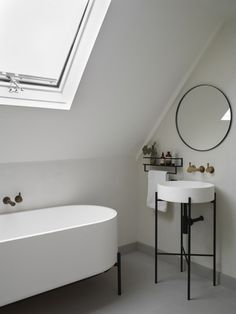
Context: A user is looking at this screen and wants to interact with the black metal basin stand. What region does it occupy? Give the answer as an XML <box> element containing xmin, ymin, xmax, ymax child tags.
<box><xmin>154</xmin><ymin>192</ymin><xmax>216</xmax><ymax>300</ymax></box>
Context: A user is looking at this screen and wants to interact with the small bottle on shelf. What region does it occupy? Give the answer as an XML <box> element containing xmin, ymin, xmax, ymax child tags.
<box><xmin>165</xmin><ymin>151</ymin><xmax>172</xmax><ymax>166</ymax></box>
<box><xmin>160</xmin><ymin>152</ymin><xmax>165</xmax><ymax>166</ymax></box>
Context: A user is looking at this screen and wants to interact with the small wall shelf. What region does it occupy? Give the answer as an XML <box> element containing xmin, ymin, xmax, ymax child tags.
<box><xmin>143</xmin><ymin>157</ymin><xmax>183</xmax><ymax>174</ymax></box>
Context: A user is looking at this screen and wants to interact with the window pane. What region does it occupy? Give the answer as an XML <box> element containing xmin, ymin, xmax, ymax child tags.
<box><xmin>0</xmin><ymin>0</ymin><xmax>88</xmax><ymax>80</ymax></box>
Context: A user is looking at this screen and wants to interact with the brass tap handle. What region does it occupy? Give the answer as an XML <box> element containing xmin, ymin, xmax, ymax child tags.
<box><xmin>187</xmin><ymin>162</ymin><xmax>195</xmax><ymax>173</ymax></box>
<box><xmin>187</xmin><ymin>162</ymin><xmax>192</xmax><ymax>173</ymax></box>
<box><xmin>206</xmin><ymin>163</ymin><xmax>215</xmax><ymax>174</ymax></box>
<box><xmin>3</xmin><ymin>196</ymin><xmax>16</xmax><ymax>206</ymax></box>
<box><xmin>15</xmin><ymin>193</ymin><xmax>23</xmax><ymax>203</ymax></box>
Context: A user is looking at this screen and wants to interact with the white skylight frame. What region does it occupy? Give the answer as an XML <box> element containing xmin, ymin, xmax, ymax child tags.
<box><xmin>0</xmin><ymin>0</ymin><xmax>111</xmax><ymax>110</ymax></box>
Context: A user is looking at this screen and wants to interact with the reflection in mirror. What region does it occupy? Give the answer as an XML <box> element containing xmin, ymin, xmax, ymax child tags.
<box><xmin>176</xmin><ymin>84</ymin><xmax>232</xmax><ymax>151</ymax></box>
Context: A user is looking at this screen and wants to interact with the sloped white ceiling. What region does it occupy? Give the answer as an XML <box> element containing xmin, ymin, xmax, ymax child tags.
<box><xmin>0</xmin><ymin>0</ymin><xmax>236</xmax><ymax>163</ymax></box>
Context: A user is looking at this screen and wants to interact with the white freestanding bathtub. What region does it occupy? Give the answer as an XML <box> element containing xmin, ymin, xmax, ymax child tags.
<box><xmin>0</xmin><ymin>205</ymin><xmax>118</xmax><ymax>307</ymax></box>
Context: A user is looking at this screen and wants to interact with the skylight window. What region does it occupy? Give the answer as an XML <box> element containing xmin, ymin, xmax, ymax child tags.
<box><xmin>0</xmin><ymin>0</ymin><xmax>111</xmax><ymax>109</ymax></box>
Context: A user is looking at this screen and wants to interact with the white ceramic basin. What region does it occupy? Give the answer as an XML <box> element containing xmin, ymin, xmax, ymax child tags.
<box><xmin>158</xmin><ymin>181</ymin><xmax>215</xmax><ymax>203</ymax></box>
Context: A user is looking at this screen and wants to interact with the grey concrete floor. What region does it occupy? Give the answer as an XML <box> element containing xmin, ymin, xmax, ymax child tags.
<box><xmin>0</xmin><ymin>251</ymin><xmax>236</xmax><ymax>314</ymax></box>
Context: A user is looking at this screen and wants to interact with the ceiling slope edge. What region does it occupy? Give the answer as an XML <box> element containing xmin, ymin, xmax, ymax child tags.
<box><xmin>135</xmin><ymin>20</ymin><xmax>225</xmax><ymax>161</ymax></box>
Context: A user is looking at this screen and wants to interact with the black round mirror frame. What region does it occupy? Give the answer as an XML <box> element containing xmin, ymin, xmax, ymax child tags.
<box><xmin>175</xmin><ymin>84</ymin><xmax>233</xmax><ymax>152</ymax></box>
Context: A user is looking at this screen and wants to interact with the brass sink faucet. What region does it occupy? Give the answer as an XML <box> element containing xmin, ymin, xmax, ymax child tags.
<box><xmin>187</xmin><ymin>162</ymin><xmax>205</xmax><ymax>173</ymax></box>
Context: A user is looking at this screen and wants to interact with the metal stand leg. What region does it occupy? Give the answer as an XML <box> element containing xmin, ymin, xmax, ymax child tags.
<box><xmin>117</xmin><ymin>252</ymin><xmax>121</xmax><ymax>295</ymax></box>
<box><xmin>155</xmin><ymin>192</ymin><xmax>158</xmax><ymax>284</ymax></box>
<box><xmin>213</xmin><ymin>193</ymin><xmax>216</xmax><ymax>286</ymax></box>
<box><xmin>183</xmin><ymin>204</ymin><xmax>188</xmax><ymax>234</ymax></box>
<box><xmin>180</xmin><ymin>203</ymin><xmax>184</xmax><ymax>272</ymax></box>
<box><xmin>187</xmin><ymin>197</ymin><xmax>192</xmax><ymax>301</ymax></box>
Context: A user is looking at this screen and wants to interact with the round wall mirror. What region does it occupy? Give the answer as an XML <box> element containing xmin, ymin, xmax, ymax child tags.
<box><xmin>176</xmin><ymin>84</ymin><xmax>232</xmax><ymax>151</ymax></box>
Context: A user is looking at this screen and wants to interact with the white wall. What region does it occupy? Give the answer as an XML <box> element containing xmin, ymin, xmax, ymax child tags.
<box><xmin>0</xmin><ymin>157</ymin><xmax>138</xmax><ymax>246</ymax></box>
<box><xmin>0</xmin><ymin>0</ymin><xmax>229</xmax><ymax>250</ymax></box>
<box><xmin>0</xmin><ymin>0</ymin><xmax>232</xmax><ymax>163</ymax></box>
<box><xmin>137</xmin><ymin>18</ymin><xmax>236</xmax><ymax>279</ymax></box>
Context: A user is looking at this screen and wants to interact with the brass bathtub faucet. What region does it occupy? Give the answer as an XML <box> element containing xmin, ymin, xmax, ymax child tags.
<box><xmin>2</xmin><ymin>193</ymin><xmax>23</xmax><ymax>207</ymax></box>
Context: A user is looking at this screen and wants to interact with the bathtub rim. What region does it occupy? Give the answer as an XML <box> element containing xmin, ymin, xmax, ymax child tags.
<box><xmin>0</xmin><ymin>204</ymin><xmax>117</xmax><ymax>244</ymax></box>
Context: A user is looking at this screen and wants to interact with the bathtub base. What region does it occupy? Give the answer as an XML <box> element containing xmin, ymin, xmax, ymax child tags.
<box><xmin>1</xmin><ymin>252</ymin><xmax>122</xmax><ymax>310</ymax></box>
<box><xmin>115</xmin><ymin>252</ymin><xmax>122</xmax><ymax>295</ymax></box>
<box><xmin>82</xmin><ymin>251</ymin><xmax>122</xmax><ymax>296</ymax></box>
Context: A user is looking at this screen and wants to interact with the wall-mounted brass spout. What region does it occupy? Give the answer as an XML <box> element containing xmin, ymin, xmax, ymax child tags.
<box><xmin>187</xmin><ymin>162</ymin><xmax>205</xmax><ymax>173</ymax></box>
<box><xmin>206</xmin><ymin>163</ymin><xmax>215</xmax><ymax>174</ymax></box>
<box><xmin>196</xmin><ymin>165</ymin><xmax>205</xmax><ymax>173</ymax></box>
<box><xmin>15</xmin><ymin>192</ymin><xmax>23</xmax><ymax>203</ymax></box>
<box><xmin>3</xmin><ymin>196</ymin><xmax>16</xmax><ymax>206</ymax></box>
